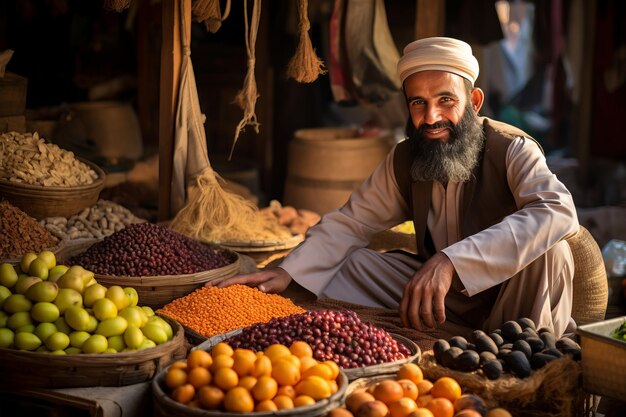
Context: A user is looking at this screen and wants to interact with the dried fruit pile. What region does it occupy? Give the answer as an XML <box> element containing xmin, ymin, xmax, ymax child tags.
<box><xmin>69</xmin><ymin>223</ymin><xmax>231</xmax><ymax>276</ymax></box>
<box><xmin>226</xmin><ymin>309</ymin><xmax>411</xmax><ymax>368</ymax></box>
<box><xmin>0</xmin><ymin>201</ymin><xmax>58</xmax><ymax>259</ymax></box>
<box><xmin>433</xmin><ymin>317</ymin><xmax>582</xmax><ymax>379</ymax></box>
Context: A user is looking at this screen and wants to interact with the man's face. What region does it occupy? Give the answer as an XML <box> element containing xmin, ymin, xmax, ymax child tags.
<box><xmin>404</xmin><ymin>71</ymin><xmax>485</xmax><ymax>183</ymax></box>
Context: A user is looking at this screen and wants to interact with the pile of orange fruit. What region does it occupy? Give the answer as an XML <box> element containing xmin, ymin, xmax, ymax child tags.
<box><xmin>164</xmin><ymin>340</ymin><xmax>341</xmax><ymax>412</ymax></box>
<box><xmin>329</xmin><ymin>363</ymin><xmax>512</xmax><ymax>417</ymax></box>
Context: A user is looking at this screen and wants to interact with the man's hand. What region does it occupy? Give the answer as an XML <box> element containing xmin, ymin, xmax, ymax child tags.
<box><xmin>400</xmin><ymin>252</ymin><xmax>455</xmax><ymax>331</ymax></box>
<box><xmin>205</xmin><ymin>267</ymin><xmax>293</xmax><ymax>294</ymax></box>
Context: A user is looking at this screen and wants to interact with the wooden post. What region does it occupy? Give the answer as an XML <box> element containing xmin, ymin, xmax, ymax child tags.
<box><xmin>158</xmin><ymin>0</ymin><xmax>191</xmax><ymax>221</ymax></box>
<box><xmin>415</xmin><ymin>0</ymin><xmax>445</xmax><ymax>39</ymax></box>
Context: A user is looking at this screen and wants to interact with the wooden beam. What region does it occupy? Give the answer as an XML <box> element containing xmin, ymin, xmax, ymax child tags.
<box><xmin>415</xmin><ymin>0</ymin><xmax>445</xmax><ymax>39</ymax></box>
<box><xmin>158</xmin><ymin>0</ymin><xmax>191</xmax><ymax>221</ymax></box>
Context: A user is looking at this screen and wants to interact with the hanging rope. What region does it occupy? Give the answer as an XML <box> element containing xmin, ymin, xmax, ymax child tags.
<box><xmin>229</xmin><ymin>0</ymin><xmax>261</xmax><ymax>159</ymax></box>
<box><xmin>286</xmin><ymin>0</ymin><xmax>327</xmax><ymax>83</ymax></box>
<box><xmin>192</xmin><ymin>0</ymin><xmax>232</xmax><ymax>33</ymax></box>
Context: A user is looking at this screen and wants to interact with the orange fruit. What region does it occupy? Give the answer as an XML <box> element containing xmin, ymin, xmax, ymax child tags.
<box><xmin>171</xmin><ymin>383</ymin><xmax>195</xmax><ymax>404</ymax></box>
<box><xmin>232</xmin><ymin>348</ymin><xmax>257</xmax><ymax>376</ymax></box>
<box><xmin>197</xmin><ymin>385</ymin><xmax>224</xmax><ymax>410</ymax></box>
<box><xmin>302</xmin><ymin>363</ymin><xmax>334</xmax><ymax>380</ymax></box>
<box><xmin>397</xmin><ymin>379</ymin><xmax>419</xmax><ymax>400</ymax></box>
<box><xmin>388</xmin><ymin>397</ymin><xmax>418</xmax><ymax>417</ymax></box>
<box><xmin>252</xmin><ymin>354</ymin><xmax>272</xmax><ymax>377</ymax></box>
<box><xmin>430</xmin><ymin>377</ymin><xmax>462</xmax><ymax>402</ymax></box>
<box><xmin>169</xmin><ymin>360</ymin><xmax>187</xmax><ymax>371</ymax></box>
<box><xmin>213</xmin><ymin>367</ymin><xmax>239</xmax><ymax>391</ymax></box>
<box><xmin>273</xmin><ymin>394</ymin><xmax>295</xmax><ymax>410</ymax></box>
<box><xmin>272</xmin><ymin>359</ymin><xmax>301</xmax><ymax>386</ymax></box>
<box><xmin>187</xmin><ymin>349</ymin><xmax>212</xmax><ymax>369</ymax></box>
<box><xmin>329</xmin><ymin>380</ymin><xmax>339</xmax><ymax>394</ymax></box>
<box><xmin>164</xmin><ymin>367</ymin><xmax>187</xmax><ymax>389</ymax></box>
<box><xmin>300</xmin><ymin>356</ymin><xmax>319</xmax><ymax>373</ymax></box>
<box><xmin>485</xmin><ymin>408</ymin><xmax>513</xmax><ymax>417</ymax></box>
<box><xmin>255</xmin><ymin>399</ymin><xmax>279</xmax><ymax>412</ymax></box>
<box><xmin>416</xmin><ymin>380</ymin><xmax>434</xmax><ymax>396</ymax></box>
<box><xmin>290</xmin><ymin>340</ymin><xmax>313</xmax><ymax>358</ymax></box>
<box><xmin>264</xmin><ymin>344</ymin><xmax>291</xmax><ymax>362</ymax></box>
<box><xmin>357</xmin><ymin>400</ymin><xmax>389</xmax><ymax>417</ymax></box>
<box><xmin>277</xmin><ymin>385</ymin><xmax>297</xmax><ymax>399</ymax></box>
<box><xmin>407</xmin><ymin>409</ymin><xmax>435</xmax><ymax>417</ymax></box>
<box><xmin>187</xmin><ymin>366</ymin><xmax>212</xmax><ymax>389</ymax></box>
<box><xmin>373</xmin><ymin>379</ymin><xmax>405</xmax><ymax>404</ymax></box>
<box><xmin>282</xmin><ymin>354</ymin><xmax>302</xmax><ymax>370</ymax></box>
<box><xmin>294</xmin><ymin>394</ymin><xmax>317</xmax><ymax>407</ymax></box>
<box><xmin>397</xmin><ymin>363</ymin><xmax>424</xmax><ymax>384</ymax></box>
<box><xmin>345</xmin><ymin>390</ymin><xmax>376</xmax><ymax>413</ymax></box>
<box><xmin>295</xmin><ymin>375</ymin><xmax>332</xmax><ymax>400</ymax></box>
<box><xmin>454</xmin><ymin>410</ymin><xmax>483</xmax><ymax>417</ymax></box>
<box><xmin>417</xmin><ymin>394</ymin><xmax>433</xmax><ymax>408</ymax></box>
<box><xmin>211</xmin><ymin>342</ymin><xmax>233</xmax><ymax>358</ymax></box>
<box><xmin>323</xmin><ymin>360</ymin><xmax>340</xmax><ymax>380</ymax></box>
<box><xmin>238</xmin><ymin>375</ymin><xmax>258</xmax><ymax>390</ymax></box>
<box><xmin>426</xmin><ymin>397</ymin><xmax>455</xmax><ymax>417</ymax></box>
<box><xmin>223</xmin><ymin>386</ymin><xmax>254</xmax><ymax>412</ymax></box>
<box><xmin>251</xmin><ymin>375</ymin><xmax>278</xmax><ymax>401</ymax></box>
<box><xmin>210</xmin><ymin>354</ymin><xmax>234</xmax><ymax>372</ymax></box>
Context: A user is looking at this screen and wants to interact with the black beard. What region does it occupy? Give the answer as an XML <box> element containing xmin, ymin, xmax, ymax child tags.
<box><xmin>407</xmin><ymin>105</ymin><xmax>485</xmax><ymax>183</ymax></box>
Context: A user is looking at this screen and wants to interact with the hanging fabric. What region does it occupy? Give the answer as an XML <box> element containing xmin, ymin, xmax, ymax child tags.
<box><xmin>230</xmin><ymin>0</ymin><xmax>261</xmax><ymax>158</ymax></box>
<box><xmin>286</xmin><ymin>0</ymin><xmax>327</xmax><ymax>83</ymax></box>
<box><xmin>169</xmin><ymin>0</ymin><xmax>290</xmax><ymax>242</ymax></box>
<box><xmin>329</xmin><ymin>0</ymin><xmax>356</xmax><ymax>104</ymax></box>
<box><xmin>193</xmin><ymin>0</ymin><xmax>232</xmax><ymax>33</ymax></box>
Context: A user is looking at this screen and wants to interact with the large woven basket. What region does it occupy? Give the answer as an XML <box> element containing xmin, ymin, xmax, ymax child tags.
<box><xmin>95</xmin><ymin>245</ymin><xmax>241</xmax><ymax>309</ymax></box>
<box><xmin>0</xmin><ymin>158</ymin><xmax>106</xmax><ymax>220</ymax></box>
<box><xmin>0</xmin><ymin>315</ymin><xmax>186</xmax><ymax>389</ymax></box>
<box><xmin>152</xmin><ymin>365</ymin><xmax>348</xmax><ymax>417</ymax></box>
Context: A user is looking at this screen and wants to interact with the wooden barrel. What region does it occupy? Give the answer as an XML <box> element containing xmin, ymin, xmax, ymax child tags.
<box><xmin>283</xmin><ymin>128</ymin><xmax>392</xmax><ymax>215</ymax></box>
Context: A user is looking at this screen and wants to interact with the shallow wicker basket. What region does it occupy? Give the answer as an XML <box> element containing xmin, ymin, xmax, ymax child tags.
<box><xmin>0</xmin><ymin>315</ymin><xmax>185</xmax><ymax>389</ymax></box>
<box><xmin>0</xmin><ymin>158</ymin><xmax>106</xmax><ymax>220</ymax></box>
<box><xmin>152</xmin><ymin>364</ymin><xmax>348</xmax><ymax>417</ymax></box>
<box><xmin>94</xmin><ymin>245</ymin><xmax>241</xmax><ymax>309</ymax></box>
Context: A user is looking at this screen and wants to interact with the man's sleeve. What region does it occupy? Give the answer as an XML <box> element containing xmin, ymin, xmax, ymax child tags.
<box><xmin>442</xmin><ymin>137</ymin><xmax>579</xmax><ymax>297</ymax></box>
<box><xmin>279</xmin><ymin>145</ymin><xmax>411</xmax><ymax>295</ymax></box>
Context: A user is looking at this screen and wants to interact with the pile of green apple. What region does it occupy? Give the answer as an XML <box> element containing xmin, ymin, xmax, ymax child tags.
<box><xmin>0</xmin><ymin>250</ymin><xmax>175</xmax><ymax>354</ymax></box>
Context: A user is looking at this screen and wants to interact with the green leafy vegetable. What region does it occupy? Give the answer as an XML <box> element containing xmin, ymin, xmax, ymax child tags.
<box><xmin>610</xmin><ymin>320</ymin><xmax>626</xmax><ymax>341</ymax></box>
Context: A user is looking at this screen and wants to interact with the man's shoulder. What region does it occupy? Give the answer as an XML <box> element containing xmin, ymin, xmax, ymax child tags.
<box><xmin>481</xmin><ymin>117</ymin><xmax>544</xmax><ymax>154</ymax></box>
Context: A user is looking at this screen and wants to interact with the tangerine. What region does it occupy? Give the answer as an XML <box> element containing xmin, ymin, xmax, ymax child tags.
<box><xmin>303</xmin><ymin>363</ymin><xmax>334</xmax><ymax>380</ymax></box>
<box><xmin>211</xmin><ymin>342</ymin><xmax>233</xmax><ymax>358</ymax></box>
<box><xmin>252</xmin><ymin>354</ymin><xmax>272</xmax><ymax>377</ymax></box>
<box><xmin>388</xmin><ymin>397</ymin><xmax>418</xmax><ymax>417</ymax></box>
<box><xmin>295</xmin><ymin>375</ymin><xmax>332</xmax><ymax>400</ymax></box>
<box><xmin>345</xmin><ymin>390</ymin><xmax>376</xmax><ymax>413</ymax></box>
<box><xmin>417</xmin><ymin>395</ymin><xmax>433</xmax><ymax>408</ymax></box>
<box><xmin>210</xmin><ymin>354</ymin><xmax>234</xmax><ymax>372</ymax></box>
<box><xmin>232</xmin><ymin>348</ymin><xmax>257</xmax><ymax>376</ymax></box>
<box><xmin>223</xmin><ymin>386</ymin><xmax>254</xmax><ymax>412</ymax></box>
<box><xmin>294</xmin><ymin>394</ymin><xmax>317</xmax><ymax>407</ymax></box>
<box><xmin>426</xmin><ymin>397</ymin><xmax>455</xmax><ymax>417</ymax></box>
<box><xmin>169</xmin><ymin>360</ymin><xmax>187</xmax><ymax>371</ymax></box>
<box><xmin>187</xmin><ymin>366</ymin><xmax>212</xmax><ymax>389</ymax></box>
<box><xmin>277</xmin><ymin>385</ymin><xmax>297</xmax><ymax>399</ymax></box>
<box><xmin>164</xmin><ymin>367</ymin><xmax>187</xmax><ymax>390</ymax></box>
<box><xmin>238</xmin><ymin>375</ymin><xmax>258</xmax><ymax>390</ymax></box>
<box><xmin>323</xmin><ymin>360</ymin><xmax>340</xmax><ymax>380</ymax></box>
<box><xmin>407</xmin><ymin>409</ymin><xmax>435</xmax><ymax>417</ymax></box>
<box><xmin>290</xmin><ymin>340</ymin><xmax>313</xmax><ymax>358</ymax></box>
<box><xmin>251</xmin><ymin>375</ymin><xmax>278</xmax><ymax>401</ymax></box>
<box><xmin>397</xmin><ymin>379</ymin><xmax>419</xmax><ymax>400</ymax></box>
<box><xmin>373</xmin><ymin>379</ymin><xmax>405</xmax><ymax>404</ymax></box>
<box><xmin>357</xmin><ymin>400</ymin><xmax>389</xmax><ymax>417</ymax></box>
<box><xmin>187</xmin><ymin>349</ymin><xmax>212</xmax><ymax>369</ymax></box>
<box><xmin>397</xmin><ymin>363</ymin><xmax>424</xmax><ymax>384</ymax></box>
<box><xmin>171</xmin><ymin>383</ymin><xmax>195</xmax><ymax>404</ymax></box>
<box><xmin>416</xmin><ymin>380</ymin><xmax>434</xmax><ymax>396</ymax></box>
<box><xmin>430</xmin><ymin>377</ymin><xmax>462</xmax><ymax>402</ymax></box>
<box><xmin>213</xmin><ymin>367</ymin><xmax>239</xmax><ymax>391</ymax></box>
<box><xmin>273</xmin><ymin>394</ymin><xmax>295</xmax><ymax>410</ymax></box>
<box><xmin>255</xmin><ymin>399</ymin><xmax>279</xmax><ymax>412</ymax></box>
<box><xmin>300</xmin><ymin>356</ymin><xmax>319</xmax><ymax>373</ymax></box>
<box><xmin>264</xmin><ymin>343</ymin><xmax>291</xmax><ymax>362</ymax></box>
<box><xmin>272</xmin><ymin>359</ymin><xmax>301</xmax><ymax>386</ymax></box>
<box><xmin>197</xmin><ymin>385</ymin><xmax>224</xmax><ymax>410</ymax></box>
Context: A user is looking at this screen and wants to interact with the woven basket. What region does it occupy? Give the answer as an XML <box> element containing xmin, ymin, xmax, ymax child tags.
<box><xmin>567</xmin><ymin>225</ymin><xmax>608</xmax><ymax>325</ymax></box>
<box><xmin>95</xmin><ymin>245</ymin><xmax>241</xmax><ymax>309</ymax></box>
<box><xmin>0</xmin><ymin>315</ymin><xmax>186</xmax><ymax>389</ymax></box>
<box><xmin>152</xmin><ymin>366</ymin><xmax>348</xmax><ymax>417</ymax></box>
<box><xmin>0</xmin><ymin>158</ymin><xmax>106</xmax><ymax>220</ymax></box>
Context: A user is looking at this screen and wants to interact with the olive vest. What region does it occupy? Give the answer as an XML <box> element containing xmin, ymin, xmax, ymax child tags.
<box><xmin>393</xmin><ymin>117</ymin><xmax>537</xmax><ymax>260</ymax></box>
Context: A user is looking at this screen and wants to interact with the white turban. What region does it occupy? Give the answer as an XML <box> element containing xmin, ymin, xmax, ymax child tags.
<box><xmin>397</xmin><ymin>37</ymin><xmax>479</xmax><ymax>85</ymax></box>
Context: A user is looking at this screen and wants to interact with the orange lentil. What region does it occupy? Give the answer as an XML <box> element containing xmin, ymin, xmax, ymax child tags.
<box><xmin>157</xmin><ymin>285</ymin><xmax>306</xmax><ymax>337</ymax></box>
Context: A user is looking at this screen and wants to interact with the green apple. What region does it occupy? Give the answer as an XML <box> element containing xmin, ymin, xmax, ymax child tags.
<box><xmin>0</xmin><ymin>311</ymin><xmax>8</xmax><ymax>328</ymax></box>
<box><xmin>19</xmin><ymin>252</ymin><xmax>38</xmax><ymax>275</ymax></box>
<box><xmin>56</xmin><ymin>273</ymin><xmax>85</xmax><ymax>294</ymax></box>
<box><xmin>0</xmin><ymin>285</ymin><xmax>11</xmax><ymax>309</ymax></box>
<box><xmin>0</xmin><ymin>328</ymin><xmax>15</xmax><ymax>348</ymax></box>
<box><xmin>69</xmin><ymin>331</ymin><xmax>91</xmax><ymax>348</ymax></box>
<box><xmin>123</xmin><ymin>287</ymin><xmax>139</xmax><ymax>307</ymax></box>
<box><xmin>30</xmin><ymin>302</ymin><xmax>60</xmax><ymax>323</ymax></box>
<box><xmin>64</xmin><ymin>306</ymin><xmax>90</xmax><ymax>331</ymax></box>
<box><xmin>34</xmin><ymin>322</ymin><xmax>58</xmax><ymax>342</ymax></box>
<box><xmin>36</xmin><ymin>251</ymin><xmax>57</xmax><ymax>270</ymax></box>
<box><xmin>65</xmin><ymin>347</ymin><xmax>82</xmax><ymax>354</ymax></box>
<box><xmin>0</xmin><ymin>264</ymin><xmax>18</xmax><ymax>288</ymax></box>
<box><xmin>25</xmin><ymin>281</ymin><xmax>59</xmax><ymax>303</ymax></box>
<box><xmin>93</xmin><ymin>298</ymin><xmax>118</xmax><ymax>321</ymax></box>
<box><xmin>7</xmin><ymin>311</ymin><xmax>33</xmax><ymax>330</ymax></box>
<box><xmin>3</xmin><ymin>294</ymin><xmax>32</xmax><ymax>314</ymax></box>
<box><xmin>14</xmin><ymin>332</ymin><xmax>41</xmax><ymax>351</ymax></box>
<box><xmin>82</xmin><ymin>334</ymin><xmax>107</xmax><ymax>353</ymax></box>
<box><xmin>48</xmin><ymin>265</ymin><xmax>69</xmax><ymax>283</ymax></box>
<box><xmin>107</xmin><ymin>335</ymin><xmax>126</xmax><ymax>352</ymax></box>
<box><xmin>106</xmin><ymin>286</ymin><xmax>129</xmax><ymax>310</ymax></box>
<box><xmin>96</xmin><ymin>316</ymin><xmax>128</xmax><ymax>337</ymax></box>
<box><xmin>53</xmin><ymin>317</ymin><xmax>72</xmax><ymax>334</ymax></box>
<box><xmin>83</xmin><ymin>284</ymin><xmax>107</xmax><ymax>308</ymax></box>
<box><xmin>14</xmin><ymin>276</ymin><xmax>42</xmax><ymax>295</ymax></box>
<box><xmin>123</xmin><ymin>325</ymin><xmax>144</xmax><ymax>349</ymax></box>
<box><xmin>85</xmin><ymin>315</ymin><xmax>98</xmax><ymax>333</ymax></box>
<box><xmin>45</xmin><ymin>332</ymin><xmax>70</xmax><ymax>351</ymax></box>
<box><xmin>118</xmin><ymin>306</ymin><xmax>145</xmax><ymax>328</ymax></box>
<box><xmin>54</xmin><ymin>288</ymin><xmax>83</xmax><ymax>314</ymax></box>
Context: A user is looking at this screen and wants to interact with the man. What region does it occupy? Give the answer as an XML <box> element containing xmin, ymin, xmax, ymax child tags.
<box><xmin>213</xmin><ymin>37</ymin><xmax>579</xmax><ymax>337</ymax></box>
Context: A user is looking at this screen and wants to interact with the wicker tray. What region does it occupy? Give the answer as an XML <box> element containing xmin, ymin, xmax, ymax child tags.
<box><xmin>212</xmin><ymin>234</ymin><xmax>304</xmax><ymax>253</ymax></box>
<box><xmin>0</xmin><ymin>158</ymin><xmax>106</xmax><ymax>220</ymax></box>
<box><xmin>95</xmin><ymin>245</ymin><xmax>241</xmax><ymax>309</ymax></box>
<box><xmin>576</xmin><ymin>316</ymin><xmax>626</xmax><ymax>399</ymax></box>
<box><xmin>0</xmin><ymin>315</ymin><xmax>186</xmax><ymax>389</ymax></box>
<box><xmin>195</xmin><ymin>330</ymin><xmax>420</xmax><ymax>382</ymax></box>
<box><xmin>152</xmin><ymin>364</ymin><xmax>348</xmax><ymax>417</ymax></box>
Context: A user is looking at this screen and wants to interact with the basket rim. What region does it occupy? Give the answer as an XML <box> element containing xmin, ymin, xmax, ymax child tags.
<box><xmin>212</xmin><ymin>233</ymin><xmax>304</xmax><ymax>252</ymax></box>
<box><xmin>0</xmin><ymin>157</ymin><xmax>106</xmax><ymax>191</ymax></box>
<box><xmin>576</xmin><ymin>316</ymin><xmax>626</xmax><ymax>349</ymax></box>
